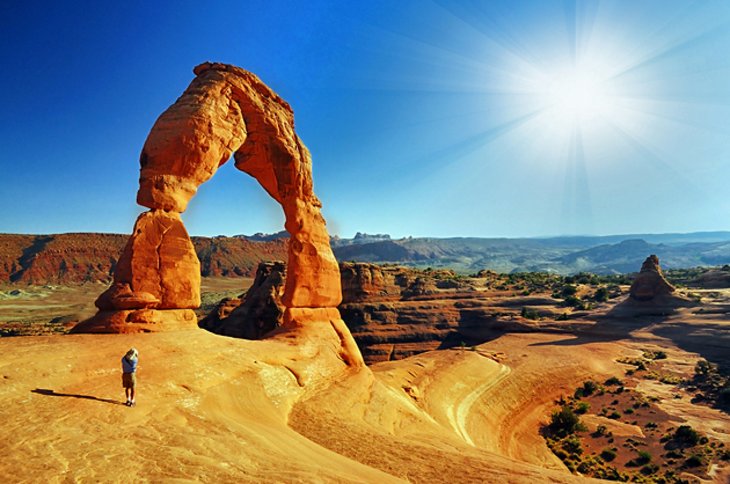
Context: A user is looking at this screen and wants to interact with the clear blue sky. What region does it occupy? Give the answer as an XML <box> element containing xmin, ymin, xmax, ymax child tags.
<box><xmin>2</xmin><ymin>1</ymin><xmax>730</xmax><ymax>238</ymax></box>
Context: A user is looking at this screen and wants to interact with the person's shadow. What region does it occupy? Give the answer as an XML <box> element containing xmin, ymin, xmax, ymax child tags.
<box><xmin>31</xmin><ymin>388</ymin><xmax>124</xmax><ymax>405</ymax></box>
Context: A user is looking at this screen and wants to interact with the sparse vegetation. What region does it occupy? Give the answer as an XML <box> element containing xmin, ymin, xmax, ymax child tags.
<box><xmin>690</xmin><ymin>359</ymin><xmax>730</xmax><ymax>410</ymax></box>
<box><xmin>544</xmin><ymin>377</ymin><xmax>728</xmax><ymax>482</ymax></box>
<box><xmin>548</xmin><ymin>406</ymin><xmax>584</xmax><ymax>437</ymax></box>
<box><xmin>520</xmin><ymin>306</ymin><xmax>540</xmax><ymax>320</ymax></box>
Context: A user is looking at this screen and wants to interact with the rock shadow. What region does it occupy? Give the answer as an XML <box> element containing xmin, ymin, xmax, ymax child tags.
<box><xmin>31</xmin><ymin>388</ymin><xmax>124</xmax><ymax>405</ymax></box>
<box><xmin>527</xmin><ymin>315</ymin><xmax>668</xmax><ymax>347</ymax></box>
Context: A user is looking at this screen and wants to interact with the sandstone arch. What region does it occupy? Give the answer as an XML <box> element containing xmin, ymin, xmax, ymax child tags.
<box><xmin>74</xmin><ymin>63</ymin><xmax>362</xmax><ymax>365</ymax></box>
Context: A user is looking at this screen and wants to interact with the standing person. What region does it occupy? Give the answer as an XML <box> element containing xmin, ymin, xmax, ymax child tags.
<box><xmin>121</xmin><ymin>348</ymin><xmax>138</xmax><ymax>407</ymax></box>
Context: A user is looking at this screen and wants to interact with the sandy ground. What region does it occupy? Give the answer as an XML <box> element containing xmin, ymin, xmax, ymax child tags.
<box><xmin>0</xmin><ymin>302</ymin><xmax>728</xmax><ymax>482</ymax></box>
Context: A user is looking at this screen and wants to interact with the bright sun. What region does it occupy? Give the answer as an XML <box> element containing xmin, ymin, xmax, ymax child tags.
<box><xmin>543</xmin><ymin>68</ymin><xmax>616</xmax><ymax>125</ymax></box>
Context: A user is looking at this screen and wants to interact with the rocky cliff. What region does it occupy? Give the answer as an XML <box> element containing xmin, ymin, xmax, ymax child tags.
<box><xmin>204</xmin><ymin>261</ymin><xmax>562</xmax><ymax>363</ymax></box>
<box><xmin>0</xmin><ymin>233</ymin><xmax>288</xmax><ymax>285</ymax></box>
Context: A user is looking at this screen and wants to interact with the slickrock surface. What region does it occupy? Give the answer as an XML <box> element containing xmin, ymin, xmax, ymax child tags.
<box><xmin>9</xmin><ymin>321</ymin><xmax>725</xmax><ymax>482</ymax></box>
<box><xmin>0</xmin><ymin>328</ymin><xmax>620</xmax><ymax>483</ymax></box>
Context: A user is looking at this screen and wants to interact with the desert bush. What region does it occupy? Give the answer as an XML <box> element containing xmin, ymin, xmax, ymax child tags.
<box><xmin>683</xmin><ymin>454</ymin><xmax>704</xmax><ymax>468</ymax></box>
<box><xmin>561</xmin><ymin>435</ymin><xmax>583</xmax><ymax>455</ymax></box>
<box><xmin>593</xmin><ymin>425</ymin><xmax>609</xmax><ymax>437</ymax></box>
<box><xmin>674</xmin><ymin>425</ymin><xmax>700</xmax><ymax>446</ymax></box>
<box><xmin>520</xmin><ymin>307</ymin><xmax>540</xmax><ymax>320</ymax></box>
<box><xmin>626</xmin><ymin>450</ymin><xmax>652</xmax><ymax>467</ymax></box>
<box><xmin>607</xmin><ymin>411</ymin><xmax>621</xmax><ymax>420</ymax></box>
<box><xmin>549</xmin><ymin>406</ymin><xmax>584</xmax><ymax>437</ymax></box>
<box><xmin>574</xmin><ymin>401</ymin><xmax>590</xmax><ymax>414</ymax></box>
<box><xmin>642</xmin><ymin>349</ymin><xmax>667</xmax><ymax>360</ymax></box>
<box><xmin>695</xmin><ymin>359</ymin><xmax>715</xmax><ymax>376</ymax></box>
<box><xmin>593</xmin><ymin>286</ymin><xmax>609</xmax><ymax>302</ymax></box>
<box><xmin>600</xmin><ymin>448</ymin><xmax>617</xmax><ymax>462</ymax></box>
<box><xmin>604</xmin><ymin>376</ymin><xmax>623</xmax><ymax>386</ymax></box>
<box><xmin>574</xmin><ymin>380</ymin><xmax>598</xmax><ymax>398</ymax></box>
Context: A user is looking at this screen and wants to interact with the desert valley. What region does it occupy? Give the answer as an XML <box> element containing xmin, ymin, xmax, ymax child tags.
<box><xmin>2</xmin><ymin>2</ymin><xmax>730</xmax><ymax>483</ymax></box>
<box><xmin>1</xmin><ymin>230</ymin><xmax>729</xmax><ymax>482</ymax></box>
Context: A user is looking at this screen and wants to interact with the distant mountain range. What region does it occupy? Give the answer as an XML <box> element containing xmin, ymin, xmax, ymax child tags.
<box><xmin>1</xmin><ymin>230</ymin><xmax>729</xmax><ymax>285</ymax></box>
<box><xmin>331</xmin><ymin>231</ymin><xmax>730</xmax><ymax>274</ymax></box>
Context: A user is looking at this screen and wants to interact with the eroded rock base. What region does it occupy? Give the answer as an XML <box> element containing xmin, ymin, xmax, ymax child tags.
<box><xmin>71</xmin><ymin>308</ymin><xmax>198</xmax><ymax>333</ymax></box>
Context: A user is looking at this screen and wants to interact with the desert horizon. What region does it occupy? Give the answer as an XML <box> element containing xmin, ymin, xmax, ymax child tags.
<box><xmin>1</xmin><ymin>1</ymin><xmax>729</xmax><ymax>483</ymax></box>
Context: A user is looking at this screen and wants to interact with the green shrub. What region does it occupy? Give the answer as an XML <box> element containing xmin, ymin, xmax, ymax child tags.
<box><xmin>593</xmin><ymin>287</ymin><xmax>609</xmax><ymax>302</ymax></box>
<box><xmin>684</xmin><ymin>454</ymin><xmax>704</xmax><ymax>468</ymax></box>
<box><xmin>695</xmin><ymin>359</ymin><xmax>714</xmax><ymax>376</ymax></box>
<box><xmin>574</xmin><ymin>380</ymin><xmax>598</xmax><ymax>398</ymax></box>
<box><xmin>575</xmin><ymin>401</ymin><xmax>590</xmax><ymax>414</ymax></box>
<box><xmin>549</xmin><ymin>406</ymin><xmax>583</xmax><ymax>437</ymax></box>
<box><xmin>520</xmin><ymin>306</ymin><xmax>540</xmax><ymax>320</ymax></box>
<box><xmin>600</xmin><ymin>448</ymin><xmax>617</xmax><ymax>462</ymax></box>
<box><xmin>604</xmin><ymin>376</ymin><xmax>623</xmax><ymax>386</ymax></box>
<box><xmin>626</xmin><ymin>450</ymin><xmax>651</xmax><ymax>467</ymax></box>
<box><xmin>674</xmin><ymin>425</ymin><xmax>700</xmax><ymax>446</ymax></box>
<box><xmin>561</xmin><ymin>435</ymin><xmax>582</xmax><ymax>455</ymax></box>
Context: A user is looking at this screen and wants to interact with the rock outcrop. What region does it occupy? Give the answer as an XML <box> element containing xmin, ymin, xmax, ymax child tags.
<box><xmin>629</xmin><ymin>255</ymin><xmax>675</xmax><ymax>301</ymax></box>
<box><xmin>609</xmin><ymin>254</ymin><xmax>694</xmax><ymax>317</ymax></box>
<box><xmin>200</xmin><ymin>261</ymin><xmax>286</xmax><ymax>338</ymax></box>
<box><xmin>74</xmin><ymin>63</ymin><xmax>363</xmax><ymax>365</ymax></box>
<box><xmin>0</xmin><ymin>233</ymin><xmax>287</xmax><ymax>285</ymax></box>
<box><xmin>339</xmin><ymin>262</ymin><xmax>408</xmax><ymax>303</ymax></box>
<box><xmin>203</xmin><ymin>261</ymin><xmax>551</xmax><ymax>364</ymax></box>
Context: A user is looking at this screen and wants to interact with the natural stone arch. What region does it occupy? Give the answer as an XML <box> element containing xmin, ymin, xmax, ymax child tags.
<box><xmin>74</xmin><ymin>63</ymin><xmax>362</xmax><ymax>365</ymax></box>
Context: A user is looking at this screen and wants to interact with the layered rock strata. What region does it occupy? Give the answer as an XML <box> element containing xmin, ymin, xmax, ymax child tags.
<box><xmin>206</xmin><ymin>262</ymin><xmax>549</xmax><ymax>364</ymax></box>
<box><xmin>75</xmin><ymin>63</ymin><xmax>363</xmax><ymax>365</ymax></box>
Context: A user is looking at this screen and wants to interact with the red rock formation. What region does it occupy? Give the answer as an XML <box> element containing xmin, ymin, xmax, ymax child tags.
<box><xmin>629</xmin><ymin>255</ymin><xmax>675</xmax><ymax>301</ymax></box>
<box><xmin>200</xmin><ymin>261</ymin><xmax>286</xmax><ymax>338</ymax></box>
<box><xmin>0</xmin><ymin>233</ymin><xmax>287</xmax><ymax>285</ymax></box>
<box><xmin>339</xmin><ymin>262</ymin><xmax>406</xmax><ymax>303</ymax></box>
<box><xmin>76</xmin><ymin>62</ymin><xmax>362</xmax><ymax>365</ymax></box>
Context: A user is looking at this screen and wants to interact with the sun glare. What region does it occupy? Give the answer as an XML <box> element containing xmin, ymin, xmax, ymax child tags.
<box><xmin>542</xmin><ymin>68</ymin><xmax>616</xmax><ymax>125</ymax></box>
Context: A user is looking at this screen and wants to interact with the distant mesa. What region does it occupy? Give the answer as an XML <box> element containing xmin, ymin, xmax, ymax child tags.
<box><xmin>71</xmin><ymin>62</ymin><xmax>363</xmax><ymax>365</ymax></box>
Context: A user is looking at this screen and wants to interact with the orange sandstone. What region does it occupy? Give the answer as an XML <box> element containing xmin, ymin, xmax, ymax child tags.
<box><xmin>75</xmin><ymin>63</ymin><xmax>361</xmax><ymax>365</ymax></box>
